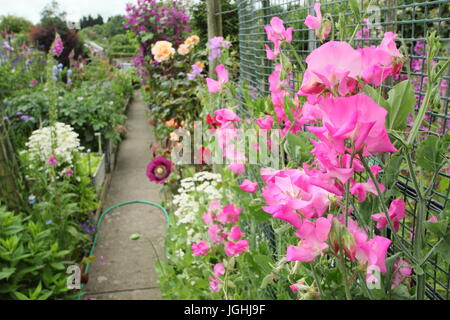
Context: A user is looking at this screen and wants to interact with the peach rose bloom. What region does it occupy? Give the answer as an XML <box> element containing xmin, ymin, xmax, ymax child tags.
<box><xmin>184</xmin><ymin>35</ymin><xmax>200</xmax><ymax>46</ymax></box>
<box><xmin>177</xmin><ymin>43</ymin><xmax>191</xmax><ymax>55</ymax></box>
<box><xmin>151</xmin><ymin>41</ymin><xmax>175</xmax><ymax>62</ymax></box>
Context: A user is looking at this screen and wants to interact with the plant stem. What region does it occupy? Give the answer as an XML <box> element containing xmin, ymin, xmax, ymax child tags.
<box><xmin>360</xmin><ymin>156</ymin><xmax>417</xmax><ymax>264</ymax></box>
<box><xmin>337</xmin><ymin>253</ymin><xmax>352</xmax><ymax>300</ymax></box>
<box><xmin>311</xmin><ymin>263</ymin><xmax>324</xmax><ymax>299</ymax></box>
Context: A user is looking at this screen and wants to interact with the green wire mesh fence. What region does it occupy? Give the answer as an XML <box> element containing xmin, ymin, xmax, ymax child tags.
<box><xmin>236</xmin><ymin>0</ymin><xmax>450</xmax><ymax>299</ymax></box>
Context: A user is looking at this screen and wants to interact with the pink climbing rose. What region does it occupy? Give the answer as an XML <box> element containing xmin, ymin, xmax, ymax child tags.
<box><xmin>304</xmin><ymin>3</ymin><xmax>332</xmax><ymax>41</ymax></box>
<box><xmin>239</xmin><ymin>179</ymin><xmax>258</xmax><ymax>193</ymax></box>
<box><xmin>191</xmin><ymin>240</ymin><xmax>210</xmax><ymax>256</ymax></box>
<box><xmin>371</xmin><ymin>199</ymin><xmax>406</xmax><ymax>232</ymax></box>
<box><xmin>206</xmin><ymin>64</ymin><xmax>229</xmax><ymax>93</ymax></box>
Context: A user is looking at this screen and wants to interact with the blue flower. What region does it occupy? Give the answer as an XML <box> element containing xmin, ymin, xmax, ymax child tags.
<box><xmin>45</xmin><ymin>220</ymin><xmax>53</xmax><ymax>225</ymax></box>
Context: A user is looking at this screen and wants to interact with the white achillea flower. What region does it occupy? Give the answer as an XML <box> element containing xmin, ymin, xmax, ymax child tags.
<box><xmin>173</xmin><ymin>172</ymin><xmax>222</xmax><ymax>243</ymax></box>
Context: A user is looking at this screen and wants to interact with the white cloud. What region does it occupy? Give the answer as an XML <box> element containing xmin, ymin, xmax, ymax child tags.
<box><xmin>0</xmin><ymin>0</ymin><xmax>133</xmax><ymax>24</ymax></box>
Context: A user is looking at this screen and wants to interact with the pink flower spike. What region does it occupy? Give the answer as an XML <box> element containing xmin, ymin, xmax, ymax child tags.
<box><xmin>229</xmin><ymin>225</ymin><xmax>243</xmax><ymax>241</ymax></box>
<box><xmin>240</xmin><ymin>179</ymin><xmax>258</xmax><ymax>193</ymax></box>
<box><xmin>191</xmin><ymin>240</ymin><xmax>210</xmax><ymax>256</ymax></box>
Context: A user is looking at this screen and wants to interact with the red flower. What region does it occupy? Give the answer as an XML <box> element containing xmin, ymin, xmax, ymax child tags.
<box><xmin>206</xmin><ymin>114</ymin><xmax>221</xmax><ymax>129</ymax></box>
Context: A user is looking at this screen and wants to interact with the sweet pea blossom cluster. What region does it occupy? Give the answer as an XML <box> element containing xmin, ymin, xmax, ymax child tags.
<box><xmin>25</xmin><ymin>122</ymin><xmax>82</xmax><ymax>175</ymax></box>
<box><xmin>191</xmin><ymin>200</ymin><xmax>250</xmax><ymax>293</ymax></box>
<box><xmin>256</xmin><ymin>16</ymin><xmax>412</xmax><ymax>285</ymax></box>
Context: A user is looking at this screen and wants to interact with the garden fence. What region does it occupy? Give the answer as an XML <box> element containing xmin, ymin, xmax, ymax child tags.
<box><xmin>235</xmin><ymin>0</ymin><xmax>450</xmax><ymax>300</ymax></box>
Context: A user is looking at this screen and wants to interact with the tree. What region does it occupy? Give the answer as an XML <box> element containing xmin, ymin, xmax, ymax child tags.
<box><xmin>104</xmin><ymin>15</ymin><xmax>126</xmax><ymax>37</ymax></box>
<box><xmin>40</xmin><ymin>0</ymin><xmax>67</xmax><ymax>29</ymax></box>
<box><xmin>0</xmin><ymin>15</ymin><xmax>33</xmax><ymax>34</ymax></box>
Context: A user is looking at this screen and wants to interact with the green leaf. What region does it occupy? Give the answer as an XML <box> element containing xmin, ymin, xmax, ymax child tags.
<box><xmin>416</xmin><ymin>135</ymin><xmax>443</xmax><ymax>172</ymax></box>
<box><xmin>0</xmin><ymin>267</ymin><xmax>16</xmax><ymax>280</ymax></box>
<box><xmin>424</xmin><ymin>220</ymin><xmax>448</xmax><ymax>237</ymax></box>
<box><xmin>386</xmin><ymin>80</ymin><xmax>416</xmax><ymax>130</ymax></box>
<box><xmin>435</xmin><ymin>236</ymin><xmax>450</xmax><ymax>264</ymax></box>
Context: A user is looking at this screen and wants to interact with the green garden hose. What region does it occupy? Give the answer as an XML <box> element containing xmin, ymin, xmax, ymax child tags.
<box><xmin>78</xmin><ymin>200</ymin><xmax>169</xmax><ymax>299</ymax></box>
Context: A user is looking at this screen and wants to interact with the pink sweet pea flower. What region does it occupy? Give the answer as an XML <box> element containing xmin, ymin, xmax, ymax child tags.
<box><xmin>214</xmin><ymin>108</ymin><xmax>240</xmax><ymax>125</ymax></box>
<box><xmin>310</xmin><ymin>94</ymin><xmax>398</xmax><ymax>155</ymax></box>
<box><xmin>298</xmin><ymin>41</ymin><xmax>362</xmax><ymax>98</ymax></box>
<box><xmin>304</xmin><ymin>3</ymin><xmax>331</xmax><ymax>41</ymax></box>
<box><xmin>216</xmin><ymin>204</ymin><xmax>242</xmax><ymax>225</ymax></box>
<box><xmin>209</xmin><ymin>276</ymin><xmax>220</xmax><ymax>293</ymax></box>
<box><xmin>350</xmin><ymin>165</ymin><xmax>386</xmax><ymax>202</ymax></box>
<box><xmin>371</xmin><ymin>199</ymin><xmax>406</xmax><ymax>232</ymax></box>
<box><xmin>214</xmin><ymin>263</ymin><xmax>226</xmax><ymax>277</ymax></box>
<box><xmin>355</xmin><ymin>235</ymin><xmax>391</xmax><ymax>274</ymax></box>
<box><xmin>191</xmin><ymin>240</ymin><xmax>210</xmax><ymax>256</ymax></box>
<box><xmin>391</xmin><ymin>258</ymin><xmax>412</xmax><ymax>289</ymax></box>
<box><xmin>227</xmin><ymin>162</ymin><xmax>245</xmax><ymax>175</ymax></box>
<box><xmin>208</xmin><ymin>224</ymin><xmax>226</xmax><ymax>243</ymax></box>
<box><xmin>286</xmin><ymin>216</ymin><xmax>332</xmax><ymax>262</ymax></box>
<box><xmin>264</xmin><ymin>17</ymin><xmax>293</xmax><ymax>60</ymax></box>
<box><xmin>229</xmin><ymin>225</ymin><xmax>243</xmax><ymax>241</ymax></box>
<box><xmin>256</xmin><ymin>117</ymin><xmax>274</xmax><ymax>130</ymax></box>
<box><xmin>206</xmin><ymin>64</ymin><xmax>229</xmax><ymax>93</ymax></box>
<box><xmin>225</xmin><ymin>240</ymin><xmax>250</xmax><ymax>257</ymax></box>
<box><xmin>240</xmin><ymin>179</ymin><xmax>258</xmax><ymax>193</ymax></box>
<box><xmin>427</xmin><ymin>215</ymin><xmax>438</xmax><ymax>222</ymax></box>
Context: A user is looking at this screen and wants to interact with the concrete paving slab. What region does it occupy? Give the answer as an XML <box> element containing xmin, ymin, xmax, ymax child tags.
<box><xmin>84</xmin><ymin>91</ymin><xmax>166</xmax><ymax>300</ymax></box>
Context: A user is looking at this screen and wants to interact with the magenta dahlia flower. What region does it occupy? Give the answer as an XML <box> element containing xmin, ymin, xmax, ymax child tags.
<box><xmin>146</xmin><ymin>156</ymin><xmax>172</xmax><ymax>184</ymax></box>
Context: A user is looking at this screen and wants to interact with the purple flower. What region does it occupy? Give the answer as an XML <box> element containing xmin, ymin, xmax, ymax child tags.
<box><xmin>208</xmin><ymin>36</ymin><xmax>231</xmax><ymax>61</ymax></box>
<box><xmin>187</xmin><ymin>64</ymin><xmax>203</xmax><ymax>80</ymax></box>
<box><xmin>2</xmin><ymin>116</ymin><xmax>9</xmax><ymax>121</ymax></box>
<box><xmin>65</xmin><ymin>168</ymin><xmax>74</xmax><ymax>177</ymax></box>
<box><xmin>20</xmin><ymin>115</ymin><xmax>29</xmax><ymax>121</ymax></box>
<box><xmin>16</xmin><ymin>111</ymin><xmax>22</xmax><ymax>116</ymax></box>
<box><xmin>146</xmin><ymin>156</ymin><xmax>173</xmax><ymax>184</ymax></box>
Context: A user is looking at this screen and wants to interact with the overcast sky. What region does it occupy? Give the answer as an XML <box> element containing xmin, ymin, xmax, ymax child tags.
<box><xmin>0</xmin><ymin>0</ymin><xmax>135</xmax><ymax>24</ymax></box>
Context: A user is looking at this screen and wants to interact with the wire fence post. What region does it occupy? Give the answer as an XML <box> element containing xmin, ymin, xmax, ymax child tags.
<box><xmin>207</xmin><ymin>0</ymin><xmax>223</xmax><ymax>76</ymax></box>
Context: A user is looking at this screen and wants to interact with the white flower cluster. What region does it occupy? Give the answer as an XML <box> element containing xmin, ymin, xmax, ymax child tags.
<box><xmin>172</xmin><ymin>171</ymin><xmax>222</xmax><ymax>244</ymax></box>
<box><xmin>26</xmin><ymin>122</ymin><xmax>82</xmax><ymax>171</ymax></box>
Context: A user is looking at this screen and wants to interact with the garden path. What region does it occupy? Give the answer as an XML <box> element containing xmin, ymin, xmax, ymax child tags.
<box><xmin>84</xmin><ymin>90</ymin><xmax>165</xmax><ymax>300</ymax></box>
